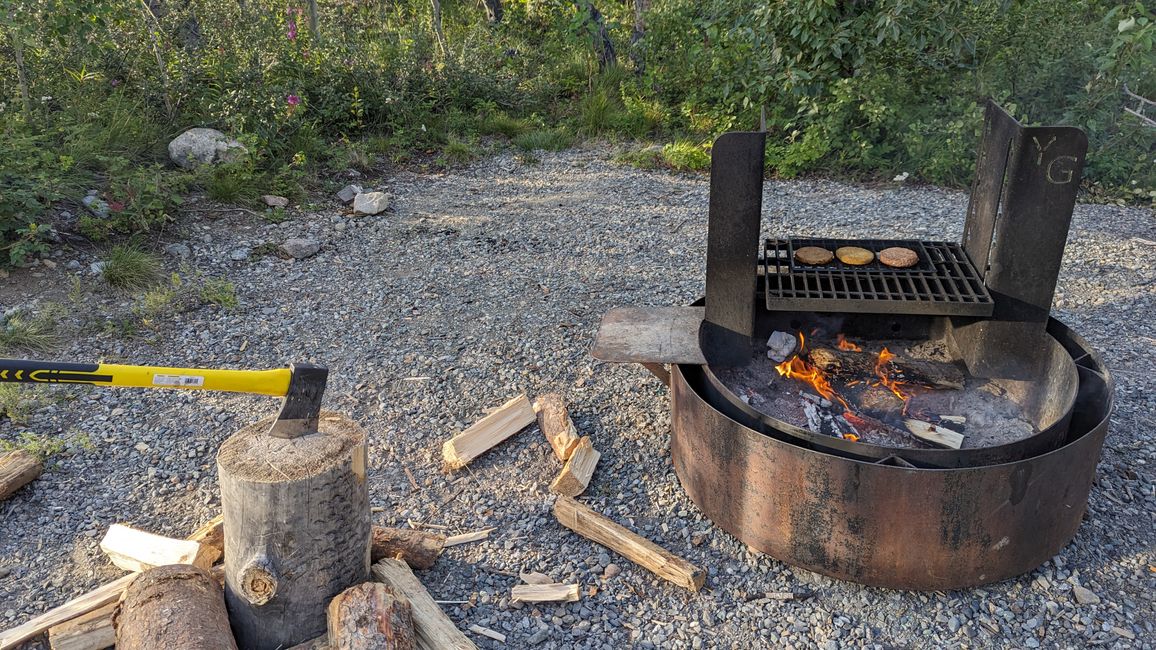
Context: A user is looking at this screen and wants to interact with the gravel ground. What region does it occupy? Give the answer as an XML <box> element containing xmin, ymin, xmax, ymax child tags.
<box><xmin>1</xmin><ymin>146</ymin><xmax>1154</xmax><ymax>649</ymax></box>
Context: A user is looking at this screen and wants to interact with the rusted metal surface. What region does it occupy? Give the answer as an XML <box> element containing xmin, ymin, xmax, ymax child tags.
<box><xmin>669</xmin><ymin>318</ymin><xmax>1111</xmax><ymax>590</ymax></box>
<box><xmin>955</xmin><ymin>102</ymin><xmax>1089</xmax><ymax>378</ymax></box>
<box><xmin>591</xmin><ymin>306</ymin><xmax>705</xmax><ymax>364</ymax></box>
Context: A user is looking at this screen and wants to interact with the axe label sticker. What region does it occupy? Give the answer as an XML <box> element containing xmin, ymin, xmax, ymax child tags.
<box><xmin>152</xmin><ymin>374</ymin><xmax>205</xmax><ymax>387</ymax></box>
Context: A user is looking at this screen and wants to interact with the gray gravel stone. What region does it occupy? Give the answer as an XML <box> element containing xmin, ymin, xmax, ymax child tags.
<box><xmin>1</xmin><ymin>148</ymin><xmax>1153</xmax><ymax>650</ymax></box>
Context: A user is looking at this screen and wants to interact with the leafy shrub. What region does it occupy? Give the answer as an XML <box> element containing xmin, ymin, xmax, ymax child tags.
<box><xmin>662</xmin><ymin>141</ymin><xmax>711</xmax><ymax>172</ymax></box>
<box><xmin>200</xmin><ymin>278</ymin><xmax>238</xmax><ymax>309</ymax></box>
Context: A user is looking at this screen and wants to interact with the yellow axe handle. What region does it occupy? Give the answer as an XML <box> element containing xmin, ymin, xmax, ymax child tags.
<box><xmin>0</xmin><ymin>359</ymin><xmax>291</xmax><ymax>397</ymax></box>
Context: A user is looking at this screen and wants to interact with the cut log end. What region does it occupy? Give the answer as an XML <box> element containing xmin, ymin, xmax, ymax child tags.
<box><xmin>549</xmin><ymin>437</ymin><xmax>601</xmax><ymax>498</ymax></box>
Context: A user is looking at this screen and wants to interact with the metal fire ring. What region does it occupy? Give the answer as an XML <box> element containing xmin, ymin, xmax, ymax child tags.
<box><xmin>668</xmin><ymin>317</ymin><xmax>1111</xmax><ymax>590</ymax></box>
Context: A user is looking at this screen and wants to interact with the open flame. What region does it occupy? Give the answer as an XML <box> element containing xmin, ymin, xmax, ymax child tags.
<box><xmin>836</xmin><ymin>333</ymin><xmax>862</xmax><ymax>352</ymax></box>
<box><xmin>775</xmin><ymin>349</ymin><xmax>858</xmax><ymax>440</ymax></box>
<box><xmin>874</xmin><ymin>347</ymin><xmax>911</xmax><ymax>412</ymax></box>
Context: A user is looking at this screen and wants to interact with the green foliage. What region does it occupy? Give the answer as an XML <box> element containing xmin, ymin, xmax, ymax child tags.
<box><xmin>514</xmin><ymin>128</ymin><xmax>573</xmax><ymax>152</ymax></box>
<box><xmin>0</xmin><ymin>384</ymin><xmax>38</xmax><ymax>424</ymax></box>
<box><xmin>100</xmin><ymin>244</ymin><xmax>163</xmax><ymax>290</ymax></box>
<box><xmin>0</xmin><ymin>307</ymin><xmax>62</xmax><ymax>354</ymax></box>
<box><xmin>440</xmin><ymin>136</ymin><xmax>478</xmax><ymax>166</ymax></box>
<box><xmin>0</xmin><ymin>430</ymin><xmax>93</xmax><ymax>460</ymax></box>
<box><xmin>200</xmin><ymin>278</ymin><xmax>238</xmax><ymax>309</ymax></box>
<box><xmin>662</xmin><ymin>141</ymin><xmax>711</xmax><ymax>172</ymax></box>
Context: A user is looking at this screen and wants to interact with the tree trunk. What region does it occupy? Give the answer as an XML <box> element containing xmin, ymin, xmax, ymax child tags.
<box><xmin>113</xmin><ymin>564</ymin><xmax>238</xmax><ymax>650</ymax></box>
<box><xmin>5</xmin><ymin>23</ymin><xmax>32</xmax><ymax>119</ymax></box>
<box><xmin>218</xmin><ymin>411</ymin><xmax>370</xmax><ymax>650</ymax></box>
<box><xmin>482</xmin><ymin>0</ymin><xmax>502</xmax><ymax>24</ymax></box>
<box><xmin>327</xmin><ymin>582</ymin><xmax>415</xmax><ymax>649</ymax></box>
<box><xmin>578</xmin><ymin>1</ymin><xmax>616</xmax><ymax>71</ymax></box>
<box><xmin>630</xmin><ymin>0</ymin><xmax>650</xmax><ymax>73</ymax></box>
<box><xmin>429</xmin><ymin>0</ymin><xmax>447</xmax><ymax>56</ymax></box>
<box><xmin>306</xmin><ymin>0</ymin><xmax>321</xmax><ymax>42</ymax></box>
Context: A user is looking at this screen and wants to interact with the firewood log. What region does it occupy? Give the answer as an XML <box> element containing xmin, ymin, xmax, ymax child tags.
<box><xmin>327</xmin><ymin>582</ymin><xmax>415</xmax><ymax>650</ymax></box>
<box><xmin>370</xmin><ymin>559</ymin><xmax>476</xmax><ymax>650</ymax></box>
<box><xmin>0</xmin><ymin>450</ymin><xmax>42</xmax><ymax>501</ymax></box>
<box><xmin>443</xmin><ymin>395</ymin><xmax>535</xmax><ymax>469</ymax></box>
<box><xmin>533</xmin><ymin>393</ymin><xmax>582</xmax><ymax>462</ymax></box>
<box><xmin>371</xmin><ymin>527</ymin><xmax>445</xmax><ymax>569</ymax></box>
<box><xmin>112</xmin><ymin>564</ymin><xmax>236</xmax><ymax>650</ymax></box>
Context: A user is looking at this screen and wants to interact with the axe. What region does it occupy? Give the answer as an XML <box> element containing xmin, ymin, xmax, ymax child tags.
<box><xmin>0</xmin><ymin>359</ymin><xmax>327</xmax><ymax>438</ymax></box>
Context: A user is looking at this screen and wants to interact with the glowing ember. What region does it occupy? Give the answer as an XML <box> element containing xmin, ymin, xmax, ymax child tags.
<box><xmin>836</xmin><ymin>334</ymin><xmax>862</xmax><ymax>352</ymax></box>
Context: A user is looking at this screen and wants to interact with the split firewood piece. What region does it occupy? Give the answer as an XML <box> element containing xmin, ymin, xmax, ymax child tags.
<box><xmin>0</xmin><ymin>517</ymin><xmax>226</xmax><ymax>650</ymax></box>
<box><xmin>809</xmin><ymin>347</ymin><xmax>965</xmax><ymax>390</ymax></box>
<box><xmin>518</xmin><ymin>571</ymin><xmax>553</xmax><ymax>585</ymax></box>
<box><xmin>548</xmin><ymin>437</ymin><xmax>600</xmax><ymax>498</ymax></box>
<box><xmin>443</xmin><ymin>395</ymin><xmax>535</xmax><ymax>470</ymax></box>
<box><xmin>467</xmin><ymin>625</ymin><xmax>506</xmax><ymax>643</ymax></box>
<box><xmin>113</xmin><ymin>564</ymin><xmax>237</xmax><ymax>650</ymax></box>
<box><xmin>903</xmin><ymin>419</ymin><xmax>965</xmax><ymax>449</ymax></box>
<box><xmin>371</xmin><ymin>526</ymin><xmax>445</xmax><ymax>569</ymax></box>
<box><xmin>99</xmin><ymin>524</ymin><xmax>215</xmax><ymax>573</ymax></box>
<box><xmin>328</xmin><ymin>582</ymin><xmax>415</xmax><ymax>650</ymax></box>
<box><xmin>45</xmin><ymin>601</ymin><xmax>116</xmax><ymax>650</ymax></box>
<box><xmin>533</xmin><ymin>393</ymin><xmax>582</xmax><ymax>462</ymax></box>
<box><xmin>187</xmin><ymin>515</ymin><xmax>224</xmax><ymax>565</ymax></box>
<box><xmin>0</xmin><ymin>449</ymin><xmax>43</xmax><ymax>501</ymax></box>
<box><xmin>553</xmin><ymin>496</ymin><xmax>705</xmax><ymax>592</ymax></box>
<box><xmin>370</xmin><ymin>559</ymin><xmax>477</xmax><ymax>650</ymax></box>
<box><xmin>510</xmin><ymin>583</ymin><xmax>580</xmax><ymax>603</ymax></box>
<box><xmin>937</xmin><ymin>415</ymin><xmax>967</xmax><ymax>425</ymax></box>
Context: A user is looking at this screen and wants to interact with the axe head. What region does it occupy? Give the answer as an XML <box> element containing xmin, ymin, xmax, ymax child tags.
<box><xmin>268</xmin><ymin>363</ymin><xmax>328</xmax><ymax>438</ymax></box>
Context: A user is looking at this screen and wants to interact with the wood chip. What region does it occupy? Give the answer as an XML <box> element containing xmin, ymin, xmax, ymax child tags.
<box><xmin>468</xmin><ymin>625</ymin><xmax>506</xmax><ymax>643</ymax></box>
<box><xmin>444</xmin><ymin>528</ymin><xmax>495</xmax><ymax>547</ymax></box>
<box><xmin>510</xmin><ymin>583</ymin><xmax>580</xmax><ymax>603</ymax></box>
<box><xmin>442</xmin><ymin>395</ymin><xmax>535</xmax><ymax>470</ymax></box>
<box><xmin>518</xmin><ymin>572</ymin><xmax>553</xmax><ymax>585</ymax></box>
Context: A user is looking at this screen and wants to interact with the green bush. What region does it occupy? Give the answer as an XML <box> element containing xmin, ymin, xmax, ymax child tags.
<box><xmin>662</xmin><ymin>141</ymin><xmax>711</xmax><ymax>172</ymax></box>
<box><xmin>514</xmin><ymin>128</ymin><xmax>573</xmax><ymax>152</ymax></box>
<box><xmin>100</xmin><ymin>244</ymin><xmax>163</xmax><ymax>290</ymax></box>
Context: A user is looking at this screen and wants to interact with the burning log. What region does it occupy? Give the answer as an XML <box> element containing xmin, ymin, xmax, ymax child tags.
<box><xmin>371</xmin><ymin>527</ymin><xmax>446</xmax><ymax>569</ymax></box>
<box><xmin>327</xmin><ymin>582</ymin><xmax>415</xmax><ymax>650</ymax></box>
<box><xmin>112</xmin><ymin>564</ymin><xmax>237</xmax><ymax>650</ymax></box>
<box><xmin>903</xmin><ymin>419</ymin><xmax>965</xmax><ymax>449</ymax></box>
<box><xmin>807</xmin><ymin>346</ymin><xmax>965</xmax><ymax>390</ymax></box>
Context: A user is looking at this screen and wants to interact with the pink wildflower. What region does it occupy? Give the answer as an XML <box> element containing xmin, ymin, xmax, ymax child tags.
<box><xmin>287</xmin><ymin>94</ymin><xmax>301</xmax><ymax>106</ymax></box>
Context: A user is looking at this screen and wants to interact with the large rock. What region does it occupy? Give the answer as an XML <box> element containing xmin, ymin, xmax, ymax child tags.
<box><xmin>279</xmin><ymin>238</ymin><xmax>320</xmax><ymax>259</ymax></box>
<box><xmin>168</xmin><ymin>128</ymin><xmax>248</xmax><ymax>169</ymax></box>
<box><xmin>336</xmin><ymin>184</ymin><xmax>363</xmax><ymax>204</ymax></box>
<box><xmin>352</xmin><ymin>191</ymin><xmax>391</xmax><ymax>216</ymax></box>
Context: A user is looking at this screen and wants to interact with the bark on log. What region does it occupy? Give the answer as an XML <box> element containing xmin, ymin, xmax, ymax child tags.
<box><xmin>808</xmin><ymin>347</ymin><xmax>965</xmax><ymax>389</ymax></box>
<box><xmin>327</xmin><ymin>582</ymin><xmax>415</xmax><ymax>650</ymax></box>
<box><xmin>534</xmin><ymin>393</ymin><xmax>581</xmax><ymax>462</ymax></box>
<box><xmin>0</xmin><ymin>450</ymin><xmax>42</xmax><ymax>501</ymax></box>
<box><xmin>218</xmin><ymin>411</ymin><xmax>370</xmax><ymax>650</ymax></box>
<box><xmin>112</xmin><ymin>564</ymin><xmax>237</xmax><ymax>650</ymax></box>
<box><xmin>370</xmin><ymin>527</ymin><xmax>445</xmax><ymax>569</ymax></box>
<box><xmin>370</xmin><ymin>559</ymin><xmax>477</xmax><ymax>650</ymax></box>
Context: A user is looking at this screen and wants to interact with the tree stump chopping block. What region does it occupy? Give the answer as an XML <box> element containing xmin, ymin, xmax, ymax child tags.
<box><xmin>218</xmin><ymin>411</ymin><xmax>370</xmax><ymax>650</ymax></box>
<box><xmin>113</xmin><ymin>564</ymin><xmax>237</xmax><ymax>649</ymax></box>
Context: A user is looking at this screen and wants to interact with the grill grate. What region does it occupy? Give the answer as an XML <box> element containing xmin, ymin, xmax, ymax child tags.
<box><xmin>763</xmin><ymin>238</ymin><xmax>994</xmax><ymax>316</ymax></box>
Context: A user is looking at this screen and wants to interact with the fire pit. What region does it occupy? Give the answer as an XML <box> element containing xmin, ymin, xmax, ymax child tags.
<box><xmin>592</xmin><ymin>102</ymin><xmax>1114</xmax><ymax>590</ymax></box>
